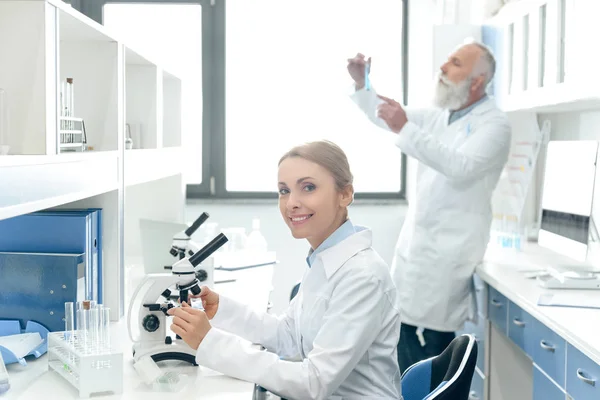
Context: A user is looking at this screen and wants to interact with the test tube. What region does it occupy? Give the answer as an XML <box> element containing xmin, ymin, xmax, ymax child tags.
<box><xmin>101</xmin><ymin>307</ymin><xmax>111</xmax><ymax>351</ymax></box>
<box><xmin>64</xmin><ymin>302</ymin><xmax>74</xmax><ymax>342</ymax></box>
<box><xmin>89</xmin><ymin>307</ymin><xmax>99</xmax><ymax>353</ymax></box>
<box><xmin>80</xmin><ymin>300</ymin><xmax>91</xmax><ymax>353</ymax></box>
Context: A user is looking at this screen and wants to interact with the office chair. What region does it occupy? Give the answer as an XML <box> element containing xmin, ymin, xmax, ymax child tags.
<box><xmin>401</xmin><ymin>334</ymin><xmax>478</xmax><ymax>400</ymax></box>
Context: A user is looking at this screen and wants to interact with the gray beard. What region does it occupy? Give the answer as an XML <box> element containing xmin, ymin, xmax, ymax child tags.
<box><xmin>433</xmin><ymin>76</ymin><xmax>471</xmax><ymax>110</ymax></box>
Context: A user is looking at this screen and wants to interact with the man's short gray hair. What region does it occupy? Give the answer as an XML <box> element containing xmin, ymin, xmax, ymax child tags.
<box><xmin>467</xmin><ymin>40</ymin><xmax>496</xmax><ymax>86</ymax></box>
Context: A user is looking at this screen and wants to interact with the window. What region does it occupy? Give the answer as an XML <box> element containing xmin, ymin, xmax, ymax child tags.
<box><xmin>222</xmin><ymin>0</ymin><xmax>406</xmax><ymax>196</ymax></box>
<box><xmin>76</xmin><ymin>0</ymin><xmax>407</xmax><ymax>198</ymax></box>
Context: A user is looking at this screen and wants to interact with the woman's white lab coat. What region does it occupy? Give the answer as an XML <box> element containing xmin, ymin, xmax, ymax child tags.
<box><xmin>350</xmin><ymin>87</ymin><xmax>511</xmax><ymax>333</ymax></box>
<box><xmin>195</xmin><ymin>227</ymin><xmax>402</xmax><ymax>400</ymax></box>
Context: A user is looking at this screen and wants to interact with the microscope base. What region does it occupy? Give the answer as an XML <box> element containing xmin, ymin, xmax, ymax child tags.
<box><xmin>132</xmin><ymin>339</ymin><xmax>198</xmax><ymax>366</ymax></box>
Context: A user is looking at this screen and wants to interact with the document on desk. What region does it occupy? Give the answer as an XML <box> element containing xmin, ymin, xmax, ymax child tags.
<box><xmin>538</xmin><ymin>292</ymin><xmax>600</xmax><ymax>309</ymax></box>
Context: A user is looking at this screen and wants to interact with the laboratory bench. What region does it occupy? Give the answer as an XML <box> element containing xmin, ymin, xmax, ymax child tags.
<box><xmin>3</xmin><ymin>262</ymin><xmax>276</xmax><ymax>400</ymax></box>
<box><xmin>3</xmin><ymin>319</ymin><xmax>256</xmax><ymax>400</ymax></box>
<box><xmin>461</xmin><ymin>244</ymin><xmax>600</xmax><ymax>400</ymax></box>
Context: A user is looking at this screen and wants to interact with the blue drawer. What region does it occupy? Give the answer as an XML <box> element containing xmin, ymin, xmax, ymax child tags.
<box><xmin>533</xmin><ymin>364</ymin><xmax>566</xmax><ymax>400</ymax></box>
<box><xmin>469</xmin><ymin>368</ymin><xmax>485</xmax><ymax>400</ymax></box>
<box><xmin>507</xmin><ymin>301</ymin><xmax>534</xmax><ymax>357</ymax></box>
<box><xmin>532</xmin><ymin>319</ymin><xmax>566</xmax><ymax>389</ymax></box>
<box><xmin>566</xmin><ymin>343</ymin><xmax>600</xmax><ymax>399</ymax></box>
<box><xmin>488</xmin><ymin>287</ymin><xmax>508</xmax><ymax>333</ymax></box>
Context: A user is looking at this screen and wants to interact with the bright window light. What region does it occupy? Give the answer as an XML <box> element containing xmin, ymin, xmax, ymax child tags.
<box><xmin>225</xmin><ymin>0</ymin><xmax>404</xmax><ymax>193</ymax></box>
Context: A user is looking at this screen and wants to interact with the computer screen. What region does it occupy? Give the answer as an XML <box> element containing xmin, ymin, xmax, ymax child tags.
<box><xmin>538</xmin><ymin>140</ymin><xmax>599</xmax><ymax>263</ymax></box>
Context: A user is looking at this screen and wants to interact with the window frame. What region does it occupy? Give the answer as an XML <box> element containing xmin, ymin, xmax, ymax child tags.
<box><xmin>76</xmin><ymin>0</ymin><xmax>409</xmax><ymax>200</ymax></box>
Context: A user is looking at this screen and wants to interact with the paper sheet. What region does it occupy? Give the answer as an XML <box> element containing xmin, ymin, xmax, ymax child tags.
<box><xmin>537</xmin><ymin>292</ymin><xmax>600</xmax><ymax>309</ymax></box>
<box><xmin>0</xmin><ymin>333</ymin><xmax>43</xmax><ymax>359</ymax></box>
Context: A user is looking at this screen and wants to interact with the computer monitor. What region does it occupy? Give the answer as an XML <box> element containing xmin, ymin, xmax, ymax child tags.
<box><xmin>139</xmin><ymin>218</ymin><xmax>188</xmax><ymax>274</ymax></box>
<box><xmin>538</xmin><ymin>140</ymin><xmax>599</xmax><ymax>264</ymax></box>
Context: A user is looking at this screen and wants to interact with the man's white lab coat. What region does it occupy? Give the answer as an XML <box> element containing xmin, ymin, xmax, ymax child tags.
<box><xmin>196</xmin><ymin>228</ymin><xmax>402</xmax><ymax>399</ymax></box>
<box><xmin>350</xmin><ymin>87</ymin><xmax>511</xmax><ymax>332</ymax></box>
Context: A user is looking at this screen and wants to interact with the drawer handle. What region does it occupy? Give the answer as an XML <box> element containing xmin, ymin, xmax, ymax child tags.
<box><xmin>540</xmin><ymin>340</ymin><xmax>555</xmax><ymax>352</ymax></box>
<box><xmin>512</xmin><ymin>318</ymin><xmax>526</xmax><ymax>327</ymax></box>
<box><xmin>469</xmin><ymin>390</ymin><xmax>480</xmax><ymax>400</ymax></box>
<box><xmin>491</xmin><ymin>299</ymin><xmax>503</xmax><ymax>307</ymax></box>
<box><xmin>577</xmin><ymin>368</ymin><xmax>596</xmax><ymax>387</ymax></box>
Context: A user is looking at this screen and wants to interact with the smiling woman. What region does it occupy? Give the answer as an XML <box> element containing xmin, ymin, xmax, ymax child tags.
<box><xmin>277</xmin><ymin>140</ymin><xmax>354</xmax><ymax>250</ymax></box>
<box><xmin>170</xmin><ymin>139</ymin><xmax>402</xmax><ymax>399</ymax></box>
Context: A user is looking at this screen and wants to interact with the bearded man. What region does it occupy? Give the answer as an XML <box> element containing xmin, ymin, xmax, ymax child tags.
<box><xmin>348</xmin><ymin>41</ymin><xmax>512</xmax><ymax>373</ymax></box>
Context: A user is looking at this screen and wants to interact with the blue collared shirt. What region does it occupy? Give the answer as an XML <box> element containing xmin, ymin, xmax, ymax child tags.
<box><xmin>448</xmin><ymin>94</ymin><xmax>488</xmax><ymax>125</ymax></box>
<box><xmin>306</xmin><ymin>219</ymin><xmax>356</xmax><ymax>268</ymax></box>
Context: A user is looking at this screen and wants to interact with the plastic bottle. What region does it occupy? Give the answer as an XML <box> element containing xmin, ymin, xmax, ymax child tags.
<box><xmin>246</xmin><ymin>218</ymin><xmax>268</xmax><ymax>253</ymax></box>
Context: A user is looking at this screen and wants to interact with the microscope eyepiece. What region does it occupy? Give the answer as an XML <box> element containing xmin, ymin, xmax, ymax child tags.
<box><xmin>189</xmin><ymin>233</ymin><xmax>228</xmax><ymax>267</ymax></box>
<box><xmin>184</xmin><ymin>212</ymin><xmax>210</xmax><ymax>237</ymax></box>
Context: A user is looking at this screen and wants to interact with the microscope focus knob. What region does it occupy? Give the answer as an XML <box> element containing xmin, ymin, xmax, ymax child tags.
<box><xmin>142</xmin><ymin>314</ymin><xmax>160</xmax><ymax>332</ymax></box>
<box><xmin>195</xmin><ymin>269</ymin><xmax>208</xmax><ymax>282</ymax></box>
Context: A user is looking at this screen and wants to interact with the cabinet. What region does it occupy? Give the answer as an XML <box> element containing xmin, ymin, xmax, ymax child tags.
<box><xmin>481</xmin><ymin>0</ymin><xmax>600</xmax><ymax>113</ymax></box>
<box><xmin>483</xmin><ymin>282</ymin><xmax>600</xmax><ymax>399</ymax></box>
<box><xmin>0</xmin><ymin>0</ymin><xmax>186</xmax><ymax>320</ymax></box>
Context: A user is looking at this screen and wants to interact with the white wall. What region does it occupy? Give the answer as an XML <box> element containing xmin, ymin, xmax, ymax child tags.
<box><xmin>186</xmin><ymin>201</ymin><xmax>406</xmax><ymax>314</ymax></box>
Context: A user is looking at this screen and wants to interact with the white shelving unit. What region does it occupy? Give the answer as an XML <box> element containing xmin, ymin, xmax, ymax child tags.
<box><xmin>0</xmin><ymin>0</ymin><xmax>186</xmax><ymax>322</ymax></box>
<box><xmin>482</xmin><ymin>0</ymin><xmax>600</xmax><ymax>114</ymax></box>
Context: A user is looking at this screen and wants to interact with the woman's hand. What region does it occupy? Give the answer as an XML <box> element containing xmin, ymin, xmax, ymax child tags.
<box><xmin>168</xmin><ymin>306</ymin><xmax>212</xmax><ymax>350</ymax></box>
<box><xmin>187</xmin><ymin>285</ymin><xmax>220</xmax><ymax>319</ymax></box>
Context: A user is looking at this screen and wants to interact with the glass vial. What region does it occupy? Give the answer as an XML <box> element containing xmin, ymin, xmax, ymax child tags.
<box><xmin>64</xmin><ymin>302</ymin><xmax>74</xmax><ymax>343</ymax></box>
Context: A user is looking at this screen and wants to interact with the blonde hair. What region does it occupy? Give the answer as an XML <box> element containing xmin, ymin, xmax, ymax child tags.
<box><xmin>278</xmin><ymin>140</ymin><xmax>354</xmax><ymax>194</ymax></box>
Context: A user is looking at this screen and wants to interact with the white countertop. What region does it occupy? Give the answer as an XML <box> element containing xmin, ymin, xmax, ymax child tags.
<box><xmin>3</xmin><ymin>320</ymin><xmax>256</xmax><ymax>400</ymax></box>
<box><xmin>478</xmin><ymin>243</ymin><xmax>600</xmax><ymax>365</ymax></box>
<box><xmin>2</xmin><ymin>261</ymin><xmax>277</xmax><ymax>400</ymax></box>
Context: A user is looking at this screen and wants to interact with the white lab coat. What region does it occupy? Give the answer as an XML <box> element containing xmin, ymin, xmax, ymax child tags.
<box><xmin>350</xmin><ymin>87</ymin><xmax>511</xmax><ymax>332</ymax></box>
<box><xmin>195</xmin><ymin>228</ymin><xmax>402</xmax><ymax>400</ymax></box>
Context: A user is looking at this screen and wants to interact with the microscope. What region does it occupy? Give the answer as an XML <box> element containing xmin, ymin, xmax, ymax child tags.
<box><xmin>128</xmin><ymin>231</ymin><xmax>228</xmax><ymax>365</ymax></box>
<box><xmin>170</xmin><ymin>212</ymin><xmax>209</xmax><ymax>259</ymax></box>
<box><xmin>167</xmin><ymin>212</ymin><xmax>213</xmax><ymax>288</ymax></box>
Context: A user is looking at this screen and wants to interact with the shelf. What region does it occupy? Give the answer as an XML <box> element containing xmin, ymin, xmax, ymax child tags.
<box><xmin>125</xmin><ymin>47</ymin><xmax>159</xmax><ymax>150</ymax></box>
<box><xmin>0</xmin><ymin>151</ymin><xmax>119</xmax><ymax>221</ymax></box>
<box><xmin>53</xmin><ymin>0</ymin><xmax>114</xmax><ymax>43</ymax></box>
<box><xmin>59</xmin><ymin>14</ymin><xmax>119</xmax><ymax>152</ymax></box>
<box><xmin>124</xmin><ymin>147</ymin><xmax>183</xmax><ymax>187</ymax></box>
<box><xmin>502</xmin><ymin>83</ymin><xmax>600</xmax><ymax>114</ymax></box>
<box><xmin>0</xmin><ymin>0</ymin><xmax>185</xmax><ymax>324</ymax></box>
<box><xmin>162</xmin><ymin>70</ymin><xmax>182</xmax><ymax>148</ymax></box>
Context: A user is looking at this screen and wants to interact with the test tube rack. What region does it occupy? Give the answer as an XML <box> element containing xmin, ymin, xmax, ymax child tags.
<box><xmin>58</xmin><ymin>116</ymin><xmax>87</xmax><ymax>153</ymax></box>
<box><xmin>47</xmin><ymin>331</ymin><xmax>123</xmax><ymax>398</ymax></box>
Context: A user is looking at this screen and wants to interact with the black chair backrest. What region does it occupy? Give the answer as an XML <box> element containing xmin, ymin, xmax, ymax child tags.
<box><xmin>429</xmin><ymin>334</ymin><xmax>477</xmax><ymax>399</ymax></box>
